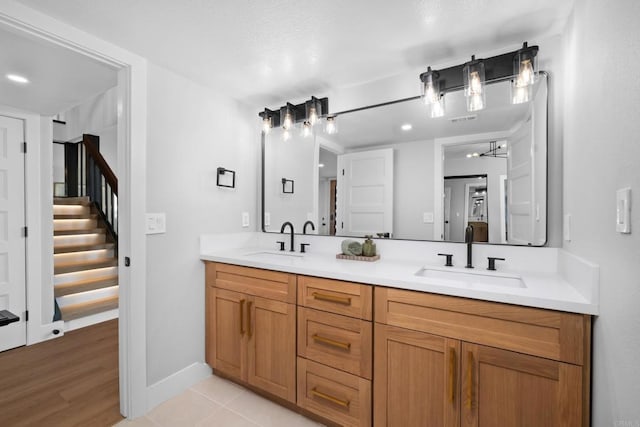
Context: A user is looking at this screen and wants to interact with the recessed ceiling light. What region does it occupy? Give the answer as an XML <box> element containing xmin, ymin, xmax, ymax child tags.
<box><xmin>318</xmin><ymin>163</ymin><xmax>325</xmax><ymax>168</ymax></box>
<box><xmin>401</xmin><ymin>123</ymin><xmax>412</xmax><ymax>131</ymax></box>
<box><xmin>6</xmin><ymin>74</ymin><xmax>29</xmax><ymax>84</ymax></box>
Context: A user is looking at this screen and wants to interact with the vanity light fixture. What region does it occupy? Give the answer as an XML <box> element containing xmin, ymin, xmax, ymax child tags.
<box><xmin>419</xmin><ymin>42</ymin><xmax>540</xmax><ymax>116</ymax></box>
<box><xmin>259</xmin><ymin>96</ymin><xmax>329</xmax><ymax>139</ymax></box>
<box><xmin>463</xmin><ymin>55</ymin><xmax>486</xmax><ymax>112</ymax></box>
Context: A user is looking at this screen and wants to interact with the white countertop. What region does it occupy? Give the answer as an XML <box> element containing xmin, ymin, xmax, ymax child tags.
<box><xmin>200</xmin><ymin>233</ymin><xmax>599</xmax><ymax>315</ymax></box>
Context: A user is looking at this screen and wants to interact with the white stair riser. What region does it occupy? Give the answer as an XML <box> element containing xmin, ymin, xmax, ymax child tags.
<box><xmin>54</xmin><ymin>233</ymin><xmax>106</xmax><ymax>247</ymax></box>
<box><xmin>53</xmin><ymin>249</ymin><xmax>114</xmax><ymax>266</ymax></box>
<box><xmin>54</xmin><ymin>218</ymin><xmax>97</xmax><ymax>231</ymax></box>
<box><xmin>53</xmin><ymin>205</ymin><xmax>90</xmax><ymax>216</ymax></box>
<box><xmin>64</xmin><ymin>309</ymin><xmax>118</xmax><ymax>332</ymax></box>
<box><xmin>55</xmin><ymin>266</ymin><xmax>118</xmax><ymax>285</ymax></box>
<box><xmin>56</xmin><ymin>285</ymin><xmax>119</xmax><ymax>308</ymax></box>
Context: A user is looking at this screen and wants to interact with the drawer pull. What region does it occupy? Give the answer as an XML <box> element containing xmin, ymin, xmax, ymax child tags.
<box><xmin>246</xmin><ymin>301</ymin><xmax>252</xmax><ymax>338</ymax></box>
<box><xmin>466</xmin><ymin>351</ymin><xmax>474</xmax><ymax>409</ymax></box>
<box><xmin>312</xmin><ymin>292</ymin><xmax>352</xmax><ymax>306</ymax></box>
<box><xmin>311</xmin><ymin>388</ymin><xmax>350</xmax><ymax>408</ymax></box>
<box><xmin>448</xmin><ymin>348</ymin><xmax>456</xmax><ymax>403</ymax></box>
<box><xmin>239</xmin><ymin>299</ymin><xmax>245</xmax><ymax>335</ymax></box>
<box><xmin>312</xmin><ymin>334</ymin><xmax>351</xmax><ymax>350</ymax></box>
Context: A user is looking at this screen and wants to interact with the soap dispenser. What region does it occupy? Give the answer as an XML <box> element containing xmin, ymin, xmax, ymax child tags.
<box><xmin>362</xmin><ymin>235</ymin><xmax>377</xmax><ymax>257</ymax></box>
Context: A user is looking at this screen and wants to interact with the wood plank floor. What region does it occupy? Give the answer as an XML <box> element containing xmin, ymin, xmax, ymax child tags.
<box><xmin>0</xmin><ymin>319</ymin><xmax>124</xmax><ymax>427</ymax></box>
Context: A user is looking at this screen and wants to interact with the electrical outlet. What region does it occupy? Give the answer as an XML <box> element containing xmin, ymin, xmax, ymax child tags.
<box><xmin>242</xmin><ymin>212</ymin><xmax>250</xmax><ymax>228</ymax></box>
<box><xmin>616</xmin><ymin>187</ymin><xmax>631</xmax><ymax>233</ymax></box>
<box><xmin>145</xmin><ymin>213</ymin><xmax>166</xmax><ymax>234</ymax></box>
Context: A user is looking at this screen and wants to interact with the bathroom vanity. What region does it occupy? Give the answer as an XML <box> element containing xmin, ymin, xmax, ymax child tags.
<box><xmin>201</xmin><ymin>233</ymin><xmax>597</xmax><ymax>427</ymax></box>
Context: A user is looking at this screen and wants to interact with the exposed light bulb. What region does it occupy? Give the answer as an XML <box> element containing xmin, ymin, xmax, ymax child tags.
<box><xmin>512</xmin><ymin>43</ymin><xmax>538</xmax><ymax>105</ymax></box>
<box><xmin>308</xmin><ymin>105</ymin><xmax>318</xmax><ymax>126</ymax></box>
<box><xmin>430</xmin><ymin>96</ymin><xmax>445</xmax><ymax>118</ymax></box>
<box><xmin>421</xmin><ymin>66</ymin><xmax>440</xmax><ymax>105</ymax></box>
<box><xmin>301</xmin><ymin>121</ymin><xmax>312</xmax><ymax>138</ymax></box>
<box><xmin>464</xmin><ymin>56</ymin><xmax>485</xmax><ymax>112</ymax></box>
<box><xmin>262</xmin><ymin>116</ymin><xmax>272</xmax><ymax>134</ymax></box>
<box><xmin>282</xmin><ymin>111</ymin><xmax>293</xmax><ymax>130</ymax></box>
<box><xmin>325</xmin><ymin>116</ymin><xmax>337</xmax><ymax>135</ymax></box>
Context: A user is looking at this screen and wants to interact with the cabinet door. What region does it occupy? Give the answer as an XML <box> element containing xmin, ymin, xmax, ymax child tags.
<box><xmin>209</xmin><ymin>288</ymin><xmax>247</xmax><ymax>381</ymax></box>
<box><xmin>462</xmin><ymin>343</ymin><xmax>582</xmax><ymax>427</ymax></box>
<box><xmin>247</xmin><ymin>296</ymin><xmax>296</xmax><ymax>403</ymax></box>
<box><xmin>374</xmin><ymin>324</ymin><xmax>459</xmax><ymax>427</ymax></box>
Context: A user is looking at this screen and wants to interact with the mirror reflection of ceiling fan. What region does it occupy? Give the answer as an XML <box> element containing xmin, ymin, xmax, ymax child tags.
<box><xmin>466</xmin><ymin>140</ymin><xmax>508</xmax><ymax>159</ymax></box>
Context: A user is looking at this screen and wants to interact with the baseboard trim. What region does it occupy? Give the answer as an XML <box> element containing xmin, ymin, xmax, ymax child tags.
<box><xmin>146</xmin><ymin>362</ymin><xmax>212</xmax><ymax>412</ymax></box>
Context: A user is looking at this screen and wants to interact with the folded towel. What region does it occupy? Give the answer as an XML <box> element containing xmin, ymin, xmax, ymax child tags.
<box><xmin>341</xmin><ymin>239</ymin><xmax>362</xmax><ymax>256</ymax></box>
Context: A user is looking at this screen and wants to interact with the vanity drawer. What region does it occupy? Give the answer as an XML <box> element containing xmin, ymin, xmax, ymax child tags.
<box><xmin>297</xmin><ymin>357</ymin><xmax>371</xmax><ymax>427</ymax></box>
<box><xmin>375</xmin><ymin>287</ymin><xmax>589</xmax><ymax>365</ymax></box>
<box><xmin>298</xmin><ymin>275</ymin><xmax>372</xmax><ymax>320</ymax></box>
<box><xmin>298</xmin><ymin>307</ymin><xmax>372</xmax><ymax>379</ymax></box>
<box><xmin>205</xmin><ymin>262</ymin><xmax>296</xmax><ymax>304</ymax></box>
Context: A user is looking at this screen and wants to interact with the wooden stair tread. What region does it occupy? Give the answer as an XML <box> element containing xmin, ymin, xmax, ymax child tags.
<box><xmin>53</xmin><ymin>197</ymin><xmax>91</xmax><ymax>205</ymax></box>
<box><xmin>60</xmin><ymin>295</ymin><xmax>118</xmax><ymax>321</ymax></box>
<box><xmin>54</xmin><ymin>242</ymin><xmax>115</xmax><ymax>254</ymax></box>
<box><xmin>54</xmin><ymin>258</ymin><xmax>118</xmax><ymax>275</ymax></box>
<box><xmin>55</xmin><ymin>276</ymin><xmax>119</xmax><ymax>297</ymax></box>
<box><xmin>54</xmin><ymin>228</ymin><xmax>106</xmax><ymax>236</ymax></box>
<box><xmin>53</xmin><ymin>213</ymin><xmax>98</xmax><ymax>220</ymax></box>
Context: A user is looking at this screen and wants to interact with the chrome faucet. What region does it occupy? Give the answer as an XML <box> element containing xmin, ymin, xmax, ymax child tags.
<box><xmin>465</xmin><ymin>224</ymin><xmax>474</xmax><ymax>268</ymax></box>
<box><xmin>280</xmin><ymin>222</ymin><xmax>295</xmax><ymax>252</ymax></box>
<box><xmin>303</xmin><ymin>220</ymin><xmax>315</xmax><ymax>234</ymax></box>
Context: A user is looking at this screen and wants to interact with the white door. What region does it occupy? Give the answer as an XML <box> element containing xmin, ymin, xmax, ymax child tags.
<box><xmin>0</xmin><ymin>116</ymin><xmax>26</xmax><ymax>352</ymax></box>
<box><xmin>336</xmin><ymin>148</ymin><xmax>393</xmax><ymax>237</ymax></box>
<box><xmin>507</xmin><ymin>114</ymin><xmax>534</xmax><ymax>244</ymax></box>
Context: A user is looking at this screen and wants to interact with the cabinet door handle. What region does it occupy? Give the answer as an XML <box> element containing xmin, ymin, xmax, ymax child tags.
<box><xmin>246</xmin><ymin>301</ymin><xmax>252</xmax><ymax>338</ymax></box>
<box><xmin>311</xmin><ymin>388</ymin><xmax>350</xmax><ymax>408</ymax></box>
<box><xmin>239</xmin><ymin>299</ymin><xmax>245</xmax><ymax>336</ymax></box>
<box><xmin>312</xmin><ymin>334</ymin><xmax>351</xmax><ymax>350</ymax></box>
<box><xmin>466</xmin><ymin>351</ymin><xmax>474</xmax><ymax>409</ymax></box>
<box><xmin>448</xmin><ymin>348</ymin><xmax>456</xmax><ymax>404</ymax></box>
<box><xmin>312</xmin><ymin>292</ymin><xmax>352</xmax><ymax>306</ymax></box>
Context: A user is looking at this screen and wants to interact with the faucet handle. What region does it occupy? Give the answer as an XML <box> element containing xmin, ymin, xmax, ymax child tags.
<box><xmin>437</xmin><ymin>253</ymin><xmax>454</xmax><ymax>267</ymax></box>
<box><xmin>276</xmin><ymin>241</ymin><xmax>285</xmax><ymax>251</ymax></box>
<box><xmin>300</xmin><ymin>243</ymin><xmax>310</xmax><ymax>253</ymax></box>
<box><xmin>487</xmin><ymin>257</ymin><xmax>506</xmax><ymax>271</ymax></box>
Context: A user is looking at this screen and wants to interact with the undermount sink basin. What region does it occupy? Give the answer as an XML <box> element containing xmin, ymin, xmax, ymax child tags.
<box><xmin>414</xmin><ymin>267</ymin><xmax>526</xmax><ymax>288</ymax></box>
<box><xmin>244</xmin><ymin>251</ymin><xmax>304</xmax><ymax>261</ymax></box>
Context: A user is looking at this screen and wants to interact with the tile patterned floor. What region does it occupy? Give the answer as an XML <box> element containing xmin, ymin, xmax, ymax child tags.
<box><xmin>114</xmin><ymin>375</ymin><xmax>325</xmax><ymax>427</ymax></box>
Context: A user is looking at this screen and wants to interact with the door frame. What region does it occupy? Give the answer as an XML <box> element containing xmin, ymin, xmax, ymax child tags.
<box><xmin>0</xmin><ymin>3</ymin><xmax>148</xmax><ymax>419</ymax></box>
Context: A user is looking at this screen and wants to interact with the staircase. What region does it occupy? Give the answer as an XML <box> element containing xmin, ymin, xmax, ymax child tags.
<box><xmin>53</xmin><ymin>198</ymin><xmax>118</xmax><ymax>327</ymax></box>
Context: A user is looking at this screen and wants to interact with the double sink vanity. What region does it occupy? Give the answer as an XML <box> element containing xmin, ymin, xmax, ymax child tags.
<box><xmin>200</xmin><ymin>232</ymin><xmax>598</xmax><ymax>426</ymax></box>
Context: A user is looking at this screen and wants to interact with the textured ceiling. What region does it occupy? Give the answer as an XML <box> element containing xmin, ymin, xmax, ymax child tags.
<box><xmin>19</xmin><ymin>0</ymin><xmax>574</xmax><ymax>106</ymax></box>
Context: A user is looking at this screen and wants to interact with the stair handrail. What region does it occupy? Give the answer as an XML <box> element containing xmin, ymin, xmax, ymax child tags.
<box><xmin>82</xmin><ymin>134</ymin><xmax>117</xmax><ymax>195</ymax></box>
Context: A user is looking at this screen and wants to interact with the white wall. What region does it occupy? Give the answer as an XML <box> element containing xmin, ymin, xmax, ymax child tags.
<box><xmin>562</xmin><ymin>0</ymin><xmax>640</xmax><ymax>424</ymax></box>
<box><xmin>145</xmin><ymin>64</ymin><xmax>258</xmax><ymax>385</ymax></box>
<box><xmin>53</xmin><ymin>86</ymin><xmax>119</xmax><ymax>174</ymax></box>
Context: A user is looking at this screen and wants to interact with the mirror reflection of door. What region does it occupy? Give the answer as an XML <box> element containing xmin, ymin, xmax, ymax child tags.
<box><xmin>329</xmin><ymin>179</ymin><xmax>337</xmax><ymax>235</ymax></box>
<box><xmin>443</xmin><ymin>186</ymin><xmax>451</xmax><ymax>240</ymax></box>
<box><xmin>318</xmin><ymin>147</ymin><xmax>338</xmax><ymax>235</ymax></box>
<box><xmin>444</xmin><ymin>175</ymin><xmax>488</xmax><ymax>242</ymax></box>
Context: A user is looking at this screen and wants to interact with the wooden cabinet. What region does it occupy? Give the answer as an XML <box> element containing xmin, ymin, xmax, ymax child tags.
<box><xmin>297</xmin><ymin>275</ymin><xmax>373</xmax><ymax>426</ymax></box>
<box><xmin>205</xmin><ymin>263</ymin><xmax>296</xmax><ymax>403</ymax></box>
<box><xmin>374</xmin><ymin>287</ymin><xmax>591</xmax><ymax>427</ymax></box>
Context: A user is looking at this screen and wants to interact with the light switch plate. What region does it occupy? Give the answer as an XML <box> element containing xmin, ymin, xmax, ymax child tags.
<box><xmin>616</xmin><ymin>187</ymin><xmax>631</xmax><ymax>233</ymax></box>
<box><xmin>423</xmin><ymin>212</ymin><xmax>434</xmax><ymax>223</ymax></box>
<box><xmin>242</xmin><ymin>212</ymin><xmax>250</xmax><ymax>228</ymax></box>
<box><xmin>264</xmin><ymin>212</ymin><xmax>271</xmax><ymax>227</ymax></box>
<box><xmin>145</xmin><ymin>213</ymin><xmax>166</xmax><ymax>234</ymax></box>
